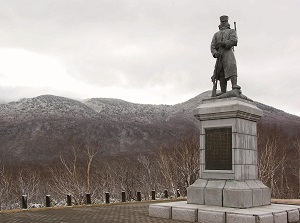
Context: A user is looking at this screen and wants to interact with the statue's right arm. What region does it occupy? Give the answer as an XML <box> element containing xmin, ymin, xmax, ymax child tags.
<box><xmin>211</xmin><ymin>34</ymin><xmax>218</xmax><ymax>57</ymax></box>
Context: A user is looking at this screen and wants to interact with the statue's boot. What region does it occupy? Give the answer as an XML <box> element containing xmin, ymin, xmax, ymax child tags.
<box><xmin>231</xmin><ymin>76</ymin><xmax>241</xmax><ymax>90</ymax></box>
<box><xmin>219</xmin><ymin>76</ymin><xmax>227</xmax><ymax>94</ymax></box>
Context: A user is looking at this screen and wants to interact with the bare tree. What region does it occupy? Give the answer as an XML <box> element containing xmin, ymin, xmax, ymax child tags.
<box><xmin>136</xmin><ymin>154</ymin><xmax>154</xmax><ymax>199</ymax></box>
<box><xmin>156</xmin><ymin>132</ymin><xmax>199</xmax><ymax>196</ymax></box>
<box><xmin>156</xmin><ymin>146</ymin><xmax>177</xmax><ymax>194</ymax></box>
<box><xmin>49</xmin><ymin>144</ymin><xmax>99</xmax><ymax>205</ymax></box>
<box><xmin>258</xmin><ymin>124</ymin><xmax>289</xmax><ymax>198</ymax></box>
<box><xmin>172</xmin><ymin>133</ymin><xmax>199</xmax><ymax>190</ymax></box>
<box><xmin>85</xmin><ymin>146</ymin><xmax>98</xmax><ymax>192</ymax></box>
<box><xmin>293</xmin><ymin>138</ymin><xmax>300</xmax><ymax>197</ymax></box>
<box><xmin>0</xmin><ymin>162</ymin><xmax>14</xmax><ymax>210</ymax></box>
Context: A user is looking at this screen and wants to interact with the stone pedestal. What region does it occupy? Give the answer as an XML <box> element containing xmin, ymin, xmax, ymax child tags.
<box><xmin>149</xmin><ymin>201</ymin><xmax>300</xmax><ymax>223</ymax></box>
<box><xmin>150</xmin><ymin>97</ymin><xmax>300</xmax><ymax>222</ymax></box>
<box><xmin>187</xmin><ymin>97</ymin><xmax>271</xmax><ymax>208</ymax></box>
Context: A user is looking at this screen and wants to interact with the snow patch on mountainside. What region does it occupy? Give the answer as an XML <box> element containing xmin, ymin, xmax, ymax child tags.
<box><xmin>0</xmin><ymin>92</ymin><xmax>299</xmax><ymax>164</ymax></box>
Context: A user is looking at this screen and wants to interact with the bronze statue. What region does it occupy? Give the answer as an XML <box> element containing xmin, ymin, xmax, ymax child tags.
<box><xmin>211</xmin><ymin>15</ymin><xmax>240</xmax><ymax>97</ymax></box>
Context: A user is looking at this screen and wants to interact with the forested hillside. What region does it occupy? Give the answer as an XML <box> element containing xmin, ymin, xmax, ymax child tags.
<box><xmin>0</xmin><ymin>91</ymin><xmax>299</xmax><ymax>210</ymax></box>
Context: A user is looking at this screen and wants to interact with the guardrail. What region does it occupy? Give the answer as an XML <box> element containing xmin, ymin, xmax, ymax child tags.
<box><xmin>21</xmin><ymin>189</ymin><xmax>182</xmax><ymax>209</ymax></box>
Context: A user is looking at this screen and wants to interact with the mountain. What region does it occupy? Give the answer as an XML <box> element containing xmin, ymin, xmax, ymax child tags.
<box><xmin>255</xmin><ymin>101</ymin><xmax>300</xmax><ymax>133</ymax></box>
<box><xmin>0</xmin><ymin>91</ymin><xmax>299</xmax><ymax>165</ymax></box>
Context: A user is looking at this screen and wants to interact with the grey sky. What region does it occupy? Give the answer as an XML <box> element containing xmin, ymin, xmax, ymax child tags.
<box><xmin>0</xmin><ymin>0</ymin><xmax>299</xmax><ymax>116</ymax></box>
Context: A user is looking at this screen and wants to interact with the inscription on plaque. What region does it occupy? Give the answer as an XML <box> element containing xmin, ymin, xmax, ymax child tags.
<box><xmin>205</xmin><ymin>127</ymin><xmax>232</xmax><ymax>170</ymax></box>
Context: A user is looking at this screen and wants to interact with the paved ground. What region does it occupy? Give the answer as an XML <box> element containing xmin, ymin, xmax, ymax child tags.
<box><xmin>1</xmin><ymin>200</ymin><xmax>300</xmax><ymax>223</ymax></box>
<box><xmin>0</xmin><ymin>202</ymin><xmax>186</xmax><ymax>223</ymax></box>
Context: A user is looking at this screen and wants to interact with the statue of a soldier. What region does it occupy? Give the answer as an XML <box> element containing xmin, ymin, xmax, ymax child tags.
<box><xmin>211</xmin><ymin>15</ymin><xmax>240</xmax><ymax>97</ymax></box>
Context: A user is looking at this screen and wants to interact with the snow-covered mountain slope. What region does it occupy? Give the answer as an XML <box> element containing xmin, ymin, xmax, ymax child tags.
<box><xmin>0</xmin><ymin>95</ymin><xmax>98</xmax><ymax>121</ymax></box>
<box><xmin>83</xmin><ymin>97</ymin><xmax>173</xmax><ymax>123</ymax></box>
<box><xmin>0</xmin><ymin>91</ymin><xmax>299</xmax><ymax>164</ymax></box>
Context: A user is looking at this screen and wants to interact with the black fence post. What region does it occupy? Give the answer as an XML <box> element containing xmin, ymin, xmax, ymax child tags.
<box><xmin>176</xmin><ymin>189</ymin><xmax>180</xmax><ymax>198</ymax></box>
<box><xmin>86</xmin><ymin>193</ymin><xmax>91</xmax><ymax>205</ymax></box>
<box><xmin>22</xmin><ymin>195</ymin><xmax>28</xmax><ymax>209</ymax></box>
<box><xmin>164</xmin><ymin>189</ymin><xmax>168</xmax><ymax>199</ymax></box>
<box><xmin>151</xmin><ymin>190</ymin><xmax>155</xmax><ymax>200</ymax></box>
<box><xmin>105</xmin><ymin>192</ymin><xmax>110</xmax><ymax>204</ymax></box>
<box><xmin>137</xmin><ymin>191</ymin><xmax>141</xmax><ymax>202</ymax></box>
<box><xmin>122</xmin><ymin>191</ymin><xmax>126</xmax><ymax>202</ymax></box>
<box><xmin>67</xmin><ymin>194</ymin><xmax>72</xmax><ymax>206</ymax></box>
<box><xmin>46</xmin><ymin>195</ymin><xmax>51</xmax><ymax>207</ymax></box>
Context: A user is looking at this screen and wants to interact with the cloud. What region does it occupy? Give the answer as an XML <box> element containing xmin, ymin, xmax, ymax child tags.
<box><xmin>0</xmin><ymin>0</ymin><xmax>299</xmax><ymax>115</ymax></box>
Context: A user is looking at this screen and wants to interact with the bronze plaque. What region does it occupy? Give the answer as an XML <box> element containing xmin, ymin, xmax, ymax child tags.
<box><xmin>205</xmin><ymin>127</ymin><xmax>232</xmax><ymax>170</ymax></box>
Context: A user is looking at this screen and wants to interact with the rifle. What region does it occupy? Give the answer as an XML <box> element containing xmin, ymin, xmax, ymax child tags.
<box><xmin>233</xmin><ymin>22</ymin><xmax>237</xmax><ymax>51</ymax></box>
<box><xmin>211</xmin><ymin>77</ymin><xmax>218</xmax><ymax>97</ymax></box>
<box><xmin>211</xmin><ymin>54</ymin><xmax>222</xmax><ymax>97</ymax></box>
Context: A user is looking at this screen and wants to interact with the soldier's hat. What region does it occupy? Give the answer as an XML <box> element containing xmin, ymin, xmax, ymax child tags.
<box><xmin>220</xmin><ymin>15</ymin><xmax>229</xmax><ymax>22</ymax></box>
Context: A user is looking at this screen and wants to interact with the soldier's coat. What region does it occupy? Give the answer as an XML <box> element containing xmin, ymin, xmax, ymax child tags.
<box><xmin>211</xmin><ymin>28</ymin><xmax>238</xmax><ymax>79</ymax></box>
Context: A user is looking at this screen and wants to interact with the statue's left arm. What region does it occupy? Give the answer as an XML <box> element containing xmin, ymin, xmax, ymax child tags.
<box><xmin>224</xmin><ymin>29</ymin><xmax>238</xmax><ymax>49</ymax></box>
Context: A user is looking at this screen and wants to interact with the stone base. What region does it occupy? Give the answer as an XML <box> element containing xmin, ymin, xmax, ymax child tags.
<box><xmin>187</xmin><ymin>179</ymin><xmax>271</xmax><ymax>208</ymax></box>
<box><xmin>149</xmin><ymin>201</ymin><xmax>300</xmax><ymax>223</ymax></box>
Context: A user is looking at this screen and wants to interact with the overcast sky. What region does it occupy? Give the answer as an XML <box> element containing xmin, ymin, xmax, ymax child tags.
<box><xmin>0</xmin><ymin>0</ymin><xmax>299</xmax><ymax>116</ymax></box>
